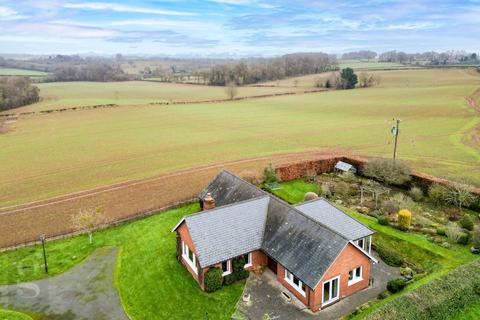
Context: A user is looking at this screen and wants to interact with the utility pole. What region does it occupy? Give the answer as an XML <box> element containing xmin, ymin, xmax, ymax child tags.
<box><xmin>392</xmin><ymin>119</ymin><xmax>400</xmax><ymax>160</ymax></box>
<box><xmin>40</xmin><ymin>234</ymin><xmax>48</xmax><ymax>274</ymax></box>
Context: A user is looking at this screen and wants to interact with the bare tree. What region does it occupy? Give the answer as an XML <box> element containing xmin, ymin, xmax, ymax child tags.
<box><xmin>72</xmin><ymin>207</ymin><xmax>106</xmax><ymax>244</ymax></box>
<box><xmin>225</xmin><ymin>82</ymin><xmax>238</xmax><ymax>100</ymax></box>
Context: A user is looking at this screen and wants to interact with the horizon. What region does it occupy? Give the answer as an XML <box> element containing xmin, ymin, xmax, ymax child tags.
<box><xmin>1</xmin><ymin>0</ymin><xmax>479</xmax><ymax>56</ymax></box>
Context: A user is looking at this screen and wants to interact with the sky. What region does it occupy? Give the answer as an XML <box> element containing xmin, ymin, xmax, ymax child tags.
<box><xmin>0</xmin><ymin>0</ymin><xmax>479</xmax><ymax>57</ymax></box>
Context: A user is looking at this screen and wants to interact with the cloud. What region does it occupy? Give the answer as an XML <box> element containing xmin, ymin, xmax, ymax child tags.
<box><xmin>0</xmin><ymin>5</ymin><xmax>28</xmax><ymax>20</ymax></box>
<box><xmin>64</xmin><ymin>2</ymin><xmax>196</xmax><ymax>16</ymax></box>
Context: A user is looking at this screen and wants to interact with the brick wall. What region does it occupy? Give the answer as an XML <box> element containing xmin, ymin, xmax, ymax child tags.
<box><xmin>177</xmin><ymin>222</ymin><xmax>201</xmax><ymax>284</ymax></box>
<box><xmin>310</xmin><ymin>243</ymin><xmax>371</xmax><ymax>311</ymax></box>
<box><xmin>276</xmin><ymin>263</ymin><xmax>310</xmax><ymax>306</ymax></box>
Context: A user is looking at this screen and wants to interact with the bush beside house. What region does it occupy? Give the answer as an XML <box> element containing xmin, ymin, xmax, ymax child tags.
<box><xmin>205</xmin><ymin>267</ymin><xmax>223</xmax><ymax>292</ymax></box>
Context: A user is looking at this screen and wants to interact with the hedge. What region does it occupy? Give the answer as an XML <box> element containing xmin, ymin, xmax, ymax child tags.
<box><xmin>365</xmin><ymin>260</ymin><xmax>480</xmax><ymax>320</ymax></box>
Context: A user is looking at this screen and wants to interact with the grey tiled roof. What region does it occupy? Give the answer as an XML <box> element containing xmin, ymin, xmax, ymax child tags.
<box><xmin>178</xmin><ymin>170</ymin><xmax>374</xmax><ymax>289</ymax></box>
<box><xmin>185</xmin><ymin>196</ymin><xmax>269</xmax><ymax>268</ymax></box>
<box><xmin>295</xmin><ymin>199</ymin><xmax>374</xmax><ymax>240</ymax></box>
<box><xmin>262</xmin><ymin>197</ymin><xmax>348</xmax><ymax>288</ymax></box>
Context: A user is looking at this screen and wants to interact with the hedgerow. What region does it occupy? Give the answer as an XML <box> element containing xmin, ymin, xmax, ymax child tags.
<box><xmin>365</xmin><ymin>260</ymin><xmax>480</xmax><ymax>320</ymax></box>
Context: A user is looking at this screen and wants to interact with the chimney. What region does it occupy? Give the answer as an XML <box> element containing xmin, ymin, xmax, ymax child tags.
<box><xmin>203</xmin><ymin>193</ymin><xmax>215</xmax><ymax>210</ymax></box>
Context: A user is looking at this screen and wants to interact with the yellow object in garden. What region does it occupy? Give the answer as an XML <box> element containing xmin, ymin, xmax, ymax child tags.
<box><xmin>398</xmin><ymin>209</ymin><xmax>412</xmax><ymax>231</ymax></box>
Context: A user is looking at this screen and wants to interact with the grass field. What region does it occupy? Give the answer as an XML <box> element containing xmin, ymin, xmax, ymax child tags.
<box><xmin>0</xmin><ymin>68</ymin><xmax>479</xmax><ymax>207</ymax></box>
<box><xmin>4</xmin><ymin>80</ymin><xmax>306</xmax><ymax>113</ymax></box>
<box><xmin>0</xmin><ymin>309</ymin><xmax>33</xmax><ymax>320</ymax></box>
<box><xmin>0</xmin><ymin>67</ymin><xmax>47</xmax><ymax>77</ymax></box>
<box><xmin>338</xmin><ymin>59</ymin><xmax>412</xmax><ymax>70</ymax></box>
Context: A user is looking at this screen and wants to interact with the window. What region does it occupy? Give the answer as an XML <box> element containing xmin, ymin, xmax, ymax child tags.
<box><xmin>284</xmin><ymin>269</ymin><xmax>306</xmax><ymax>296</ymax></box>
<box><xmin>323</xmin><ymin>276</ymin><xmax>340</xmax><ymax>305</ymax></box>
<box><xmin>181</xmin><ymin>241</ymin><xmax>197</xmax><ymax>274</ymax></box>
<box><xmin>243</xmin><ymin>253</ymin><xmax>252</xmax><ymax>268</ymax></box>
<box><xmin>356</xmin><ymin>236</ymin><xmax>372</xmax><ymax>254</ymax></box>
<box><xmin>222</xmin><ymin>260</ymin><xmax>232</xmax><ymax>276</ymax></box>
<box><xmin>348</xmin><ymin>266</ymin><xmax>363</xmax><ymax>285</ymax></box>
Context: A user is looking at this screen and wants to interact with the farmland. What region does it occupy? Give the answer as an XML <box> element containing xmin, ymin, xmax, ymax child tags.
<box><xmin>3</xmin><ymin>80</ymin><xmax>308</xmax><ymax>113</ymax></box>
<box><xmin>338</xmin><ymin>59</ymin><xmax>413</xmax><ymax>70</ymax></box>
<box><xmin>0</xmin><ymin>67</ymin><xmax>47</xmax><ymax>77</ymax></box>
<box><xmin>0</xmin><ymin>68</ymin><xmax>479</xmax><ymax>209</ymax></box>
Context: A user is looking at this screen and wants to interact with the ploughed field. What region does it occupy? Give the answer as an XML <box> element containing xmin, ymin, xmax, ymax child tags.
<box><xmin>0</xmin><ymin>68</ymin><xmax>479</xmax><ymax>207</ymax></box>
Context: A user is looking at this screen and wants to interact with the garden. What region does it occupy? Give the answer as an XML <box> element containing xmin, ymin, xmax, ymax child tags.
<box><xmin>262</xmin><ymin>159</ymin><xmax>480</xmax><ymax>319</ymax></box>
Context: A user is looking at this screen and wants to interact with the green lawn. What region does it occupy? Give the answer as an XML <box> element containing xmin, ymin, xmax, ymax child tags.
<box><xmin>451</xmin><ymin>300</ymin><xmax>480</xmax><ymax>320</ymax></box>
<box><xmin>0</xmin><ymin>309</ymin><xmax>33</xmax><ymax>320</ymax></box>
<box><xmin>0</xmin><ymin>203</ymin><xmax>244</xmax><ymax>320</ymax></box>
<box><xmin>1</xmin><ymin>68</ymin><xmax>479</xmax><ymax>207</ymax></box>
<box><xmin>0</xmin><ymin>68</ymin><xmax>47</xmax><ymax>77</ymax></box>
<box><xmin>272</xmin><ymin>179</ymin><xmax>479</xmax><ymax>319</ymax></box>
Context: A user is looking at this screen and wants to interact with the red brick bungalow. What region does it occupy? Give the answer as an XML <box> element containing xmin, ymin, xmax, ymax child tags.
<box><xmin>172</xmin><ymin>171</ymin><xmax>377</xmax><ymax>312</ymax></box>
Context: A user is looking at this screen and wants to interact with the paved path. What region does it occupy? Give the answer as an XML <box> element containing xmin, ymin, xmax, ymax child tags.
<box><xmin>0</xmin><ymin>247</ymin><xmax>128</xmax><ymax>320</ymax></box>
<box><xmin>236</xmin><ymin>255</ymin><xmax>400</xmax><ymax>320</ymax></box>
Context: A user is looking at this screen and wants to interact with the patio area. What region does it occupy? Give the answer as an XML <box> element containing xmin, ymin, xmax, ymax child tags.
<box><xmin>234</xmin><ymin>255</ymin><xmax>399</xmax><ymax>320</ymax></box>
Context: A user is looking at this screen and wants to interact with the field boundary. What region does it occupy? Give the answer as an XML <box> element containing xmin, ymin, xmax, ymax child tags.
<box><xmin>0</xmin><ymin>88</ymin><xmax>326</xmax><ymax>118</ymax></box>
<box><xmin>2</xmin><ymin>150</ymin><xmax>479</xmax><ymax>251</ymax></box>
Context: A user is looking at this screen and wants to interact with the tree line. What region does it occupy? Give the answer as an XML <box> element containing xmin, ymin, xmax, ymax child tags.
<box><xmin>48</xmin><ymin>63</ymin><xmax>135</xmax><ymax>82</ymax></box>
<box><xmin>0</xmin><ymin>77</ymin><xmax>40</xmax><ymax>111</ymax></box>
<box><xmin>203</xmin><ymin>53</ymin><xmax>337</xmax><ymax>86</ymax></box>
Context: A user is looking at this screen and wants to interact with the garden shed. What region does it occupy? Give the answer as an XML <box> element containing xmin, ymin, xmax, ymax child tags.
<box><xmin>334</xmin><ymin>161</ymin><xmax>357</xmax><ymax>174</ymax></box>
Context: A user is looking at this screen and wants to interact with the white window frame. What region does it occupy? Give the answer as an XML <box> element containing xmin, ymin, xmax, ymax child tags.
<box><xmin>356</xmin><ymin>236</ymin><xmax>372</xmax><ymax>254</ymax></box>
<box><xmin>322</xmin><ymin>276</ymin><xmax>340</xmax><ymax>306</ymax></box>
<box><xmin>244</xmin><ymin>252</ymin><xmax>253</xmax><ymax>268</ymax></box>
<box><xmin>181</xmin><ymin>241</ymin><xmax>197</xmax><ymax>274</ymax></box>
<box><xmin>284</xmin><ymin>269</ymin><xmax>306</xmax><ymax>297</ymax></box>
<box><xmin>222</xmin><ymin>259</ymin><xmax>232</xmax><ymax>276</ymax></box>
<box><xmin>348</xmin><ymin>266</ymin><xmax>363</xmax><ymax>286</ymax></box>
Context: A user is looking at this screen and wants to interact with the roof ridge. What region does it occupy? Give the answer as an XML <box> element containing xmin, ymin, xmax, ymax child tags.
<box><xmin>185</xmin><ymin>194</ymin><xmax>269</xmax><ymax>220</ymax></box>
<box><xmin>220</xmin><ymin>170</ymin><xmax>351</xmax><ymax>240</ymax></box>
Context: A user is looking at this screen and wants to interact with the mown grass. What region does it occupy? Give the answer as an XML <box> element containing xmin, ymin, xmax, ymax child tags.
<box><xmin>0</xmin><ymin>68</ymin><xmax>479</xmax><ymax>207</ymax></box>
<box><xmin>451</xmin><ymin>300</ymin><xmax>480</xmax><ymax>320</ymax></box>
<box><xmin>338</xmin><ymin>60</ymin><xmax>410</xmax><ymax>70</ymax></box>
<box><xmin>0</xmin><ymin>203</ymin><xmax>244</xmax><ymax>320</ymax></box>
<box><xmin>0</xmin><ymin>309</ymin><xmax>33</xmax><ymax>320</ymax></box>
<box><xmin>273</xmin><ymin>179</ymin><xmax>479</xmax><ymax>319</ymax></box>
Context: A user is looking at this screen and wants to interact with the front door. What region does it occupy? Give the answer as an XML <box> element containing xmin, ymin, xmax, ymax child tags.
<box><xmin>267</xmin><ymin>257</ymin><xmax>277</xmax><ymax>274</ymax></box>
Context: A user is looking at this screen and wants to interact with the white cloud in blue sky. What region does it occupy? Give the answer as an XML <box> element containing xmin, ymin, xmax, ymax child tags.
<box><xmin>0</xmin><ymin>0</ymin><xmax>479</xmax><ymax>56</ymax></box>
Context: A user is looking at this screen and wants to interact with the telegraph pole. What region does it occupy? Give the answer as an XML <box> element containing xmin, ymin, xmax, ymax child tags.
<box><xmin>40</xmin><ymin>234</ymin><xmax>48</xmax><ymax>274</ymax></box>
<box><xmin>392</xmin><ymin>119</ymin><xmax>400</xmax><ymax>160</ymax></box>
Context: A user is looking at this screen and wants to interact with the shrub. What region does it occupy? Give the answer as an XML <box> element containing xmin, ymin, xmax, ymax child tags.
<box><xmin>400</xmin><ymin>267</ymin><xmax>414</xmax><ymax>277</ymax></box>
<box><xmin>457</xmin><ymin>232</ymin><xmax>470</xmax><ymax>245</ymax></box>
<box><xmin>223</xmin><ymin>273</ymin><xmax>236</xmax><ymax>285</ymax></box>
<box><xmin>378</xmin><ymin>216</ymin><xmax>389</xmax><ymax>226</ymax></box>
<box><xmin>304</xmin><ymin>192</ymin><xmax>319</xmax><ymax>202</ymax></box>
<box><xmin>305</xmin><ymin>168</ymin><xmax>317</xmax><ymax>183</ymax></box>
<box><xmin>392</xmin><ymin>193</ymin><xmax>414</xmax><ymax>210</ymax></box>
<box><xmin>262</xmin><ymin>163</ymin><xmax>278</xmax><ymax>184</ymax></box>
<box><xmin>445</xmin><ymin>207</ymin><xmax>462</xmax><ymax>221</ymax></box>
<box><xmin>445</xmin><ymin>223</ymin><xmax>462</xmax><ymax>243</ymax></box>
<box><xmin>333</xmin><ymin>181</ymin><xmax>351</xmax><ymax>197</ymax></box>
<box><xmin>319</xmin><ymin>183</ymin><xmax>332</xmax><ymax>198</ymax></box>
<box><xmin>441</xmin><ymin>242</ymin><xmax>451</xmax><ymax>249</ymax></box>
<box><xmin>377</xmin><ymin>291</ymin><xmax>390</xmax><ymax>300</ymax></box>
<box><xmin>340</xmin><ymin>171</ymin><xmax>357</xmax><ymax>183</ymax></box>
<box><xmin>362</xmin><ymin>158</ymin><xmax>411</xmax><ymax>185</ymax></box>
<box><xmin>409</xmin><ymin>186</ymin><xmax>424</xmax><ymax>202</ymax></box>
<box><xmin>204</xmin><ymin>267</ymin><xmax>223</xmax><ymax>292</ymax></box>
<box><xmin>459</xmin><ymin>215</ymin><xmax>474</xmax><ymax>231</ymax></box>
<box><xmin>445</xmin><ymin>182</ymin><xmax>476</xmax><ymax>210</ymax></box>
<box><xmin>369</xmin><ymin>210</ymin><xmax>382</xmax><ymax>218</ymax></box>
<box><xmin>428</xmin><ymin>184</ymin><xmax>449</xmax><ymax>205</ymax></box>
<box><xmin>397</xmin><ymin>209</ymin><xmax>412</xmax><ymax>231</ymax></box>
<box><xmin>387</xmin><ymin>278</ymin><xmax>408</xmax><ymax>293</ymax></box>
<box><xmin>232</xmin><ymin>256</ymin><xmax>249</xmax><ymax>280</ymax></box>
<box><xmin>473</xmin><ymin>226</ymin><xmax>480</xmax><ymax>249</ymax></box>
<box><xmin>436</xmin><ymin>227</ymin><xmax>446</xmax><ymax>236</ymax></box>
<box><xmin>374</xmin><ymin>244</ymin><xmax>404</xmax><ymax>267</ymax></box>
<box><xmin>381</xmin><ymin>199</ymin><xmax>400</xmax><ymax>215</ymax></box>
<box><xmin>365</xmin><ymin>260</ymin><xmax>480</xmax><ymax>320</ymax></box>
